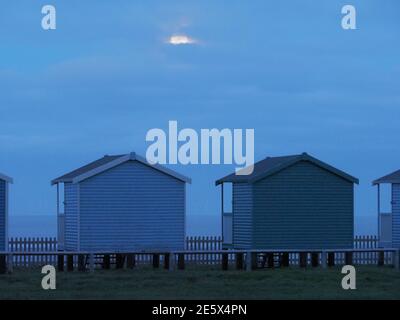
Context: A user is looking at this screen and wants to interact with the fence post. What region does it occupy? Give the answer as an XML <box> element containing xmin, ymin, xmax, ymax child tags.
<box><xmin>89</xmin><ymin>253</ymin><xmax>95</xmax><ymax>272</ymax></box>
<box><xmin>7</xmin><ymin>253</ymin><xmax>13</xmax><ymax>273</ymax></box>
<box><xmin>321</xmin><ymin>251</ymin><xmax>327</xmax><ymax>269</ymax></box>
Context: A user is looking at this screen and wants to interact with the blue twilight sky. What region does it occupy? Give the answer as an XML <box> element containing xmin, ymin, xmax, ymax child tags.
<box><xmin>0</xmin><ymin>1</ymin><xmax>399</xmax><ymax>230</ymax></box>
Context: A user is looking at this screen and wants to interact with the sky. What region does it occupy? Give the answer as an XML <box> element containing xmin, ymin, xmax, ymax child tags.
<box><xmin>1</xmin><ymin>1</ymin><xmax>399</xmax><ymax>233</ymax></box>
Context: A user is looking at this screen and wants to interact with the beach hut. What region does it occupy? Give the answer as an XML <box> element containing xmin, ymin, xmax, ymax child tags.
<box><xmin>373</xmin><ymin>170</ymin><xmax>400</xmax><ymax>248</ymax></box>
<box><xmin>51</xmin><ymin>152</ymin><xmax>191</xmax><ymax>252</ymax></box>
<box><xmin>216</xmin><ymin>153</ymin><xmax>359</xmax><ymax>250</ymax></box>
<box><xmin>0</xmin><ymin>173</ymin><xmax>13</xmax><ymax>252</ymax></box>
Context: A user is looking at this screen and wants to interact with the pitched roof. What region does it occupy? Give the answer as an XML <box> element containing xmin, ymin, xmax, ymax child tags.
<box><xmin>52</xmin><ymin>152</ymin><xmax>191</xmax><ymax>185</ymax></box>
<box><xmin>0</xmin><ymin>173</ymin><xmax>13</xmax><ymax>183</ymax></box>
<box><xmin>373</xmin><ymin>169</ymin><xmax>400</xmax><ymax>185</ymax></box>
<box><xmin>216</xmin><ymin>152</ymin><xmax>359</xmax><ymax>185</ymax></box>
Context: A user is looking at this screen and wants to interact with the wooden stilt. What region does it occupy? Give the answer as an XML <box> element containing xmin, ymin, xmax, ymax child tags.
<box><xmin>328</xmin><ymin>252</ymin><xmax>335</xmax><ymax>267</ymax></box>
<box><xmin>299</xmin><ymin>252</ymin><xmax>307</xmax><ymax>268</ymax></box>
<box><xmin>321</xmin><ymin>252</ymin><xmax>327</xmax><ymax>269</ymax></box>
<box><xmin>345</xmin><ymin>252</ymin><xmax>353</xmax><ymax>265</ymax></box>
<box><xmin>67</xmin><ymin>255</ymin><xmax>74</xmax><ymax>271</ymax></box>
<box><xmin>116</xmin><ymin>254</ymin><xmax>125</xmax><ymax>269</ymax></box>
<box><xmin>378</xmin><ymin>251</ymin><xmax>384</xmax><ymax>266</ymax></box>
<box><xmin>78</xmin><ymin>254</ymin><xmax>86</xmax><ymax>272</ymax></box>
<box><xmin>251</xmin><ymin>253</ymin><xmax>258</xmax><ymax>270</ymax></box>
<box><xmin>311</xmin><ymin>253</ymin><xmax>319</xmax><ymax>267</ymax></box>
<box><xmin>127</xmin><ymin>254</ymin><xmax>136</xmax><ymax>269</ymax></box>
<box><xmin>267</xmin><ymin>253</ymin><xmax>274</xmax><ymax>268</ymax></box>
<box><xmin>222</xmin><ymin>253</ymin><xmax>228</xmax><ymax>270</ymax></box>
<box><xmin>103</xmin><ymin>254</ymin><xmax>110</xmax><ymax>270</ymax></box>
<box><xmin>89</xmin><ymin>253</ymin><xmax>95</xmax><ymax>272</ymax></box>
<box><xmin>0</xmin><ymin>255</ymin><xmax>5</xmax><ymax>274</ymax></box>
<box><xmin>57</xmin><ymin>254</ymin><xmax>64</xmax><ymax>272</ymax></box>
<box><xmin>178</xmin><ymin>253</ymin><xmax>185</xmax><ymax>270</ymax></box>
<box><xmin>153</xmin><ymin>254</ymin><xmax>160</xmax><ymax>268</ymax></box>
<box><xmin>281</xmin><ymin>253</ymin><xmax>289</xmax><ymax>267</ymax></box>
<box><xmin>164</xmin><ymin>253</ymin><xmax>170</xmax><ymax>270</ymax></box>
<box><xmin>236</xmin><ymin>253</ymin><xmax>244</xmax><ymax>270</ymax></box>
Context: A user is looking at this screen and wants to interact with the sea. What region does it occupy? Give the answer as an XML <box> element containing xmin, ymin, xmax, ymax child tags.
<box><xmin>9</xmin><ymin>214</ymin><xmax>378</xmax><ymax>238</ymax></box>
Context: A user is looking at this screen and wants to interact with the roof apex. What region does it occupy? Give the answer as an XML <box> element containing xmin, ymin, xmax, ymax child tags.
<box><xmin>216</xmin><ymin>153</ymin><xmax>359</xmax><ymax>185</ymax></box>
<box><xmin>52</xmin><ymin>152</ymin><xmax>191</xmax><ymax>185</ymax></box>
<box><xmin>373</xmin><ymin>169</ymin><xmax>400</xmax><ymax>185</ymax></box>
<box><xmin>0</xmin><ymin>173</ymin><xmax>13</xmax><ymax>183</ymax></box>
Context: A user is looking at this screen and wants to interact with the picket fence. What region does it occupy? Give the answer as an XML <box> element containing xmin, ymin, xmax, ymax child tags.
<box><xmin>6</xmin><ymin>235</ymin><xmax>387</xmax><ymax>267</ymax></box>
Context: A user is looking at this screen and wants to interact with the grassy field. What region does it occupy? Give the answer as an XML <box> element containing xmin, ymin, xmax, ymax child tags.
<box><xmin>0</xmin><ymin>265</ymin><xmax>399</xmax><ymax>300</ymax></box>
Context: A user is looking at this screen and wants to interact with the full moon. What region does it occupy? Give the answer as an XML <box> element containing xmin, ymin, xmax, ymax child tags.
<box><xmin>168</xmin><ymin>35</ymin><xmax>196</xmax><ymax>45</ymax></box>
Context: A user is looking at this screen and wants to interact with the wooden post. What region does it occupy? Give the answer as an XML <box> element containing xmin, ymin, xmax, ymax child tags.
<box><xmin>67</xmin><ymin>255</ymin><xmax>74</xmax><ymax>271</ymax></box>
<box><xmin>164</xmin><ymin>253</ymin><xmax>170</xmax><ymax>270</ymax></box>
<box><xmin>178</xmin><ymin>253</ymin><xmax>185</xmax><ymax>270</ymax></box>
<box><xmin>378</xmin><ymin>251</ymin><xmax>385</xmax><ymax>266</ymax></box>
<box><xmin>7</xmin><ymin>253</ymin><xmax>13</xmax><ymax>273</ymax></box>
<box><xmin>267</xmin><ymin>253</ymin><xmax>274</xmax><ymax>268</ymax></box>
<box><xmin>321</xmin><ymin>252</ymin><xmax>327</xmax><ymax>269</ymax></box>
<box><xmin>311</xmin><ymin>253</ymin><xmax>319</xmax><ymax>267</ymax></box>
<box><xmin>0</xmin><ymin>255</ymin><xmax>6</xmax><ymax>274</ymax></box>
<box><xmin>246</xmin><ymin>251</ymin><xmax>252</xmax><ymax>271</ymax></box>
<box><xmin>127</xmin><ymin>254</ymin><xmax>136</xmax><ymax>269</ymax></box>
<box><xmin>103</xmin><ymin>254</ymin><xmax>110</xmax><ymax>270</ymax></box>
<box><xmin>222</xmin><ymin>253</ymin><xmax>228</xmax><ymax>271</ymax></box>
<box><xmin>394</xmin><ymin>250</ymin><xmax>400</xmax><ymax>271</ymax></box>
<box><xmin>299</xmin><ymin>252</ymin><xmax>307</xmax><ymax>268</ymax></box>
<box><xmin>236</xmin><ymin>253</ymin><xmax>244</xmax><ymax>270</ymax></box>
<box><xmin>78</xmin><ymin>254</ymin><xmax>86</xmax><ymax>272</ymax></box>
<box><xmin>345</xmin><ymin>252</ymin><xmax>353</xmax><ymax>265</ymax></box>
<box><xmin>153</xmin><ymin>254</ymin><xmax>160</xmax><ymax>268</ymax></box>
<box><xmin>251</xmin><ymin>253</ymin><xmax>258</xmax><ymax>270</ymax></box>
<box><xmin>168</xmin><ymin>253</ymin><xmax>175</xmax><ymax>271</ymax></box>
<box><xmin>328</xmin><ymin>252</ymin><xmax>335</xmax><ymax>267</ymax></box>
<box><xmin>116</xmin><ymin>254</ymin><xmax>125</xmax><ymax>269</ymax></box>
<box><xmin>57</xmin><ymin>254</ymin><xmax>64</xmax><ymax>272</ymax></box>
<box><xmin>89</xmin><ymin>253</ymin><xmax>95</xmax><ymax>272</ymax></box>
<box><xmin>281</xmin><ymin>253</ymin><xmax>289</xmax><ymax>267</ymax></box>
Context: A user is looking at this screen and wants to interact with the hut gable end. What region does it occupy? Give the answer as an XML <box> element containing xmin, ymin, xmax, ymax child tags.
<box><xmin>78</xmin><ymin>160</ymin><xmax>185</xmax><ymax>251</ymax></box>
<box><xmin>252</xmin><ymin>160</ymin><xmax>354</xmax><ymax>249</ymax></box>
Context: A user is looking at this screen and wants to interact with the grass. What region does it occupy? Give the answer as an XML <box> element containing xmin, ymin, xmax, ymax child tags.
<box><xmin>0</xmin><ymin>265</ymin><xmax>399</xmax><ymax>300</ymax></box>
